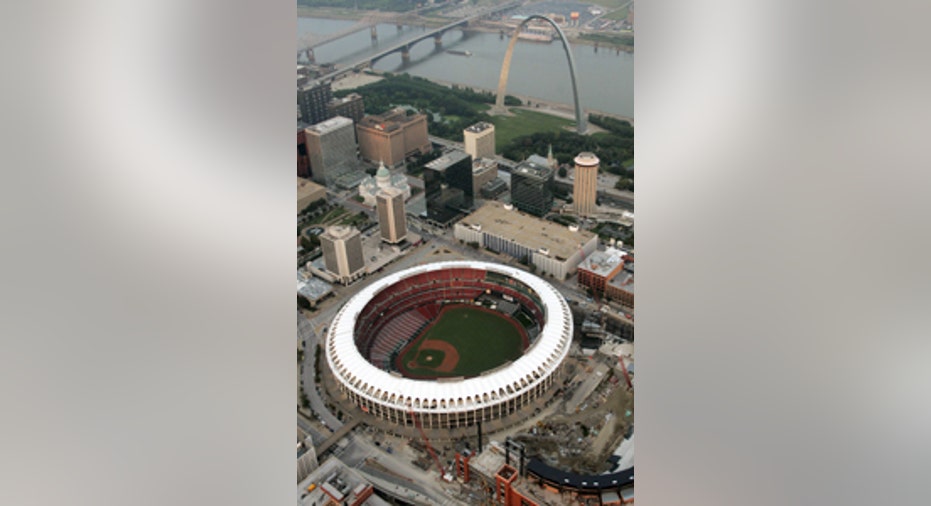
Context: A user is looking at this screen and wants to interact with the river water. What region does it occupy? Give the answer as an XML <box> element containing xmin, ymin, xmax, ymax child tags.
<box><xmin>298</xmin><ymin>17</ymin><xmax>633</xmax><ymax>118</ymax></box>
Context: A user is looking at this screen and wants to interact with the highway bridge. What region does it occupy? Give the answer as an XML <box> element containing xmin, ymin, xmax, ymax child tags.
<box><xmin>298</xmin><ymin>1</ymin><xmax>454</xmax><ymax>62</ymax></box>
<box><xmin>310</xmin><ymin>1</ymin><xmax>520</xmax><ymax>84</ymax></box>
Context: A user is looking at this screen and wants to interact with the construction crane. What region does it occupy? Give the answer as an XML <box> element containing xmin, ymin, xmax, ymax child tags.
<box><xmin>409</xmin><ymin>408</ymin><xmax>446</xmax><ymax>478</ymax></box>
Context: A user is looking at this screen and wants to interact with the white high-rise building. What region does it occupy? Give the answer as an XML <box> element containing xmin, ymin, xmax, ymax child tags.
<box><xmin>320</xmin><ymin>225</ymin><xmax>365</xmax><ymax>285</ymax></box>
<box><xmin>376</xmin><ymin>186</ymin><xmax>407</xmax><ymax>244</ymax></box>
<box><xmin>463</xmin><ymin>122</ymin><xmax>496</xmax><ymax>160</ymax></box>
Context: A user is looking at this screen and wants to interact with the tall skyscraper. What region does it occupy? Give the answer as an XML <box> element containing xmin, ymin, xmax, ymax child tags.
<box><xmin>320</xmin><ymin>225</ymin><xmax>366</xmax><ymax>285</ymax></box>
<box><xmin>424</xmin><ymin>149</ymin><xmax>473</xmax><ymax>226</ymax></box>
<box><xmin>510</xmin><ymin>159</ymin><xmax>554</xmax><ymax>217</ymax></box>
<box><xmin>297</xmin><ymin>82</ymin><xmax>333</xmax><ymax>125</ymax></box>
<box><xmin>304</xmin><ymin>116</ymin><xmax>361</xmax><ymax>189</ymax></box>
<box><xmin>572</xmin><ymin>152</ymin><xmax>600</xmax><ymax>217</ymax></box>
<box><xmin>463</xmin><ymin>122</ymin><xmax>496</xmax><ymax>160</ymax></box>
<box><xmin>376</xmin><ymin>186</ymin><xmax>407</xmax><ymax>244</ymax></box>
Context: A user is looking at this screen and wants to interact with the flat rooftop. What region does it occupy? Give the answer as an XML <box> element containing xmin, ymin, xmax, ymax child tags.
<box><xmin>298</xmin><ymin>458</ymin><xmax>389</xmax><ymax>506</ymax></box>
<box><xmin>465</xmin><ymin>121</ymin><xmax>494</xmax><ymax>133</ymax></box>
<box><xmin>578</xmin><ymin>247</ymin><xmax>628</xmax><ymax>277</ymax></box>
<box><xmin>329</xmin><ymin>92</ymin><xmax>361</xmax><ymax>104</ymax></box>
<box><xmin>425</xmin><ymin>149</ymin><xmax>470</xmax><ymax>171</ymax></box>
<box><xmin>322</xmin><ymin>225</ymin><xmax>359</xmax><ymax>241</ymax></box>
<box><xmin>608</xmin><ymin>270</ymin><xmax>634</xmax><ymax>294</ymax></box>
<box><xmin>305</xmin><ymin>115</ymin><xmax>353</xmax><ymax>134</ymax></box>
<box><xmin>357</xmin><ymin>108</ymin><xmax>423</xmax><ymax>130</ymax></box>
<box><xmin>297</xmin><ymin>178</ymin><xmax>324</xmax><ymax>199</ymax></box>
<box><xmin>513</xmin><ymin>159</ymin><xmax>552</xmax><ymax>180</ymax></box>
<box><xmin>459</xmin><ymin>201</ymin><xmax>596</xmax><ymax>261</ymax></box>
<box><xmin>473</xmin><ymin>158</ymin><xmax>497</xmax><ymax>175</ymax></box>
<box><xmin>526</xmin><ymin>154</ymin><xmax>551</xmax><ymax>168</ymax></box>
<box><xmin>297</xmin><ymin>271</ymin><xmax>333</xmax><ymax>301</ymax></box>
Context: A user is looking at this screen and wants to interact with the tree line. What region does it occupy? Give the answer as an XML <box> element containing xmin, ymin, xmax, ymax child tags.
<box><xmin>337</xmin><ymin>74</ymin><xmax>633</xmax><ymax>175</ymax></box>
<box><xmin>335</xmin><ymin>73</ymin><xmax>519</xmax><ymax>141</ymax></box>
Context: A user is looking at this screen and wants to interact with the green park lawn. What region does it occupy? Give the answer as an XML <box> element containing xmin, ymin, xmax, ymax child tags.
<box><xmin>488</xmin><ymin>109</ymin><xmax>575</xmax><ymax>152</ymax></box>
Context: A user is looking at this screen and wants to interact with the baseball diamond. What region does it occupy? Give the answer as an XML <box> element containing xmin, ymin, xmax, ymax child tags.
<box><xmin>396</xmin><ymin>304</ymin><xmax>528</xmax><ymax>379</ymax></box>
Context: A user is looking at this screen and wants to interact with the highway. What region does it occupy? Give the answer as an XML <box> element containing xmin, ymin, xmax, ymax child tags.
<box><xmin>298</xmin><ymin>310</ymin><xmax>342</xmax><ymax>431</ymax></box>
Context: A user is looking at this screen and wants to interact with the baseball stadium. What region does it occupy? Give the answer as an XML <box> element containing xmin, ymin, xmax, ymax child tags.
<box><xmin>325</xmin><ymin>261</ymin><xmax>572</xmax><ymax>430</ymax></box>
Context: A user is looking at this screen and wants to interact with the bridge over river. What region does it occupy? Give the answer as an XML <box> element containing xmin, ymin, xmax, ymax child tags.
<box><xmin>308</xmin><ymin>1</ymin><xmax>520</xmax><ymax>84</ymax></box>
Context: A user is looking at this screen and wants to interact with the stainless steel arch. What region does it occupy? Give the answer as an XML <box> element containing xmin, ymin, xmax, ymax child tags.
<box><xmin>495</xmin><ymin>15</ymin><xmax>587</xmax><ymax>134</ymax></box>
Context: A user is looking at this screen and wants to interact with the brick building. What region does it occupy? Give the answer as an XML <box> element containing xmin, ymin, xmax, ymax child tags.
<box><xmin>355</xmin><ymin>108</ymin><xmax>431</xmax><ymax>168</ymax></box>
<box><xmin>577</xmin><ymin>247</ymin><xmax>628</xmax><ymax>298</ymax></box>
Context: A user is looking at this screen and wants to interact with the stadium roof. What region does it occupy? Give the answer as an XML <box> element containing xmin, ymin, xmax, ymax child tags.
<box><xmin>326</xmin><ymin>261</ymin><xmax>572</xmax><ymax>413</ymax></box>
<box><xmin>527</xmin><ymin>458</ymin><xmax>634</xmax><ymax>491</ymax></box>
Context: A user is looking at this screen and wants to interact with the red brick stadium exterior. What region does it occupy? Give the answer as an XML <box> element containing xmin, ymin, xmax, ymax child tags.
<box><xmin>325</xmin><ymin>261</ymin><xmax>573</xmax><ymax>430</ymax></box>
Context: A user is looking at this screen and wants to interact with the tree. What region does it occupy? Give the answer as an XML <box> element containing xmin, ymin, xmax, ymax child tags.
<box><xmin>297</xmin><ymin>294</ymin><xmax>311</xmax><ymax>310</ymax></box>
<box><xmin>558</xmin><ymin>166</ymin><xmax>567</xmax><ymax>178</ymax></box>
<box><xmin>300</xmin><ymin>390</ymin><xmax>310</xmax><ymax>409</ymax></box>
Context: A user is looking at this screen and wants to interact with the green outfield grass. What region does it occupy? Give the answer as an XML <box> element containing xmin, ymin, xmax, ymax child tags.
<box><xmin>398</xmin><ymin>305</ymin><xmax>527</xmax><ymax>378</ymax></box>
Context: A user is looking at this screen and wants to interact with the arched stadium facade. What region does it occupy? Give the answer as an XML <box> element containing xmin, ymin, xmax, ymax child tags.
<box><xmin>325</xmin><ymin>261</ymin><xmax>573</xmax><ymax>430</ymax></box>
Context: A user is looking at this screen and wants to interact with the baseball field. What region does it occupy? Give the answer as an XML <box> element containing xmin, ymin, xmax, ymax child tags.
<box><xmin>395</xmin><ymin>305</ymin><xmax>529</xmax><ymax>379</ymax></box>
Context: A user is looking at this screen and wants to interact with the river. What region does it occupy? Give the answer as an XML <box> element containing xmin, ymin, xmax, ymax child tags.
<box><xmin>298</xmin><ymin>17</ymin><xmax>633</xmax><ymax>119</ymax></box>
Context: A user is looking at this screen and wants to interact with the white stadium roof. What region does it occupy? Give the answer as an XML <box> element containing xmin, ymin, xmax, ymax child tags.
<box><xmin>326</xmin><ymin>260</ymin><xmax>572</xmax><ymax>414</ymax></box>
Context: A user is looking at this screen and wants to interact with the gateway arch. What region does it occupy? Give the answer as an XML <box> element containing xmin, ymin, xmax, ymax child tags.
<box><xmin>494</xmin><ymin>15</ymin><xmax>587</xmax><ymax>134</ymax></box>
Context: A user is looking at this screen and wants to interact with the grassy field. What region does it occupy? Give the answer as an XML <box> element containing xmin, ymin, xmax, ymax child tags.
<box><xmin>587</xmin><ymin>0</ymin><xmax>632</xmax><ymax>8</ymax></box>
<box><xmin>603</xmin><ymin>7</ymin><xmax>630</xmax><ymax>21</ymax></box>
<box><xmin>398</xmin><ymin>305</ymin><xmax>526</xmax><ymax>378</ymax></box>
<box><xmin>489</xmin><ymin>109</ymin><xmax>575</xmax><ymax>152</ymax></box>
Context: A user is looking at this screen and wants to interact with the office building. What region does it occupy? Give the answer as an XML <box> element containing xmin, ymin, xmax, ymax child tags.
<box><xmin>298</xmin><ymin>458</ymin><xmax>386</xmax><ymax>506</ymax></box>
<box><xmin>297</xmin><ymin>81</ymin><xmax>332</xmax><ymax>125</ymax></box>
<box><xmin>604</xmin><ymin>254</ymin><xmax>635</xmax><ymax>308</ymax></box>
<box><xmin>472</xmin><ymin>157</ymin><xmax>498</xmax><ymax>194</ymax></box>
<box><xmin>376</xmin><ymin>186</ymin><xmax>407</xmax><ymax>244</ymax></box>
<box><xmin>454</xmin><ymin>201</ymin><xmax>598</xmax><ymax>280</ymax></box>
<box><xmin>572</xmin><ymin>152</ymin><xmax>600</xmax><ymax>217</ymax></box>
<box><xmin>424</xmin><ymin>149</ymin><xmax>473</xmax><ymax>226</ymax></box>
<box><xmin>576</xmin><ymin>247</ymin><xmax>628</xmax><ymax>297</ymax></box>
<box><xmin>481</xmin><ymin>178</ymin><xmax>509</xmax><ymax>199</ymax></box>
<box><xmin>296</xmin><ymin>430</ymin><xmax>318</xmax><ymax>483</ymax></box>
<box><xmin>356</xmin><ymin>108</ymin><xmax>431</xmax><ymax>168</ymax></box>
<box><xmin>320</xmin><ymin>225</ymin><xmax>366</xmax><ymax>285</ymax></box>
<box><xmin>305</xmin><ymin>116</ymin><xmax>362</xmax><ymax>189</ymax></box>
<box><xmin>326</xmin><ymin>93</ymin><xmax>365</xmax><ymax>123</ymax></box>
<box><xmin>463</xmin><ymin>121</ymin><xmax>496</xmax><ymax>160</ymax></box>
<box><xmin>510</xmin><ymin>158</ymin><xmax>554</xmax><ymax>217</ymax></box>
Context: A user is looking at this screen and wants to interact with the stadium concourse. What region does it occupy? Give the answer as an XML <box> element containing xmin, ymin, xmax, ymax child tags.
<box><xmin>323</xmin><ymin>260</ymin><xmax>573</xmax><ymax>431</ymax></box>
